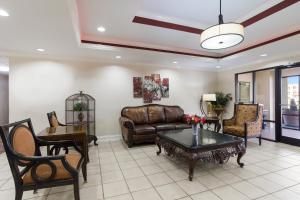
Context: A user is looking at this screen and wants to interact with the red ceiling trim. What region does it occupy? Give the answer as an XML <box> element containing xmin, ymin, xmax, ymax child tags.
<box><xmin>132</xmin><ymin>16</ymin><xmax>203</xmax><ymax>34</ymax></box>
<box><xmin>133</xmin><ymin>0</ymin><xmax>299</xmax><ymax>33</ymax></box>
<box><xmin>81</xmin><ymin>40</ymin><xmax>218</xmax><ymax>58</ymax></box>
<box><xmin>242</xmin><ymin>0</ymin><xmax>299</xmax><ymax>27</ymax></box>
<box><xmin>81</xmin><ymin>30</ymin><xmax>300</xmax><ymax>59</ymax></box>
<box><xmin>221</xmin><ymin>29</ymin><xmax>300</xmax><ymax>58</ymax></box>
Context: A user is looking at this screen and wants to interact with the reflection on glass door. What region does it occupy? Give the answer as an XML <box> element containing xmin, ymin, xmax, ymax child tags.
<box><xmin>281</xmin><ymin>68</ymin><xmax>300</xmax><ymax>140</ymax></box>
<box><xmin>255</xmin><ymin>69</ymin><xmax>276</xmax><ymax>140</ymax></box>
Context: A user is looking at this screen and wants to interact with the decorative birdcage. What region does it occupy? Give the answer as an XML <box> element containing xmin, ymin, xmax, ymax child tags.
<box><xmin>65</xmin><ymin>91</ymin><xmax>97</xmax><ymax>145</ymax></box>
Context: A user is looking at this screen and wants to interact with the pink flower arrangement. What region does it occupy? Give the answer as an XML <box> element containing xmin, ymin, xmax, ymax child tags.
<box><xmin>184</xmin><ymin>114</ymin><xmax>206</xmax><ymax>125</ymax></box>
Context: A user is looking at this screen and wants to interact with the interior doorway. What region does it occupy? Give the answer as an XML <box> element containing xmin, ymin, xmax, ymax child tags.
<box><xmin>0</xmin><ymin>57</ymin><xmax>9</xmax><ymax>153</ymax></box>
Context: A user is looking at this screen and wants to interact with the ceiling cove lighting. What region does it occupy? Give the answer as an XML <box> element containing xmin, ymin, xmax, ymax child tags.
<box><xmin>36</xmin><ymin>48</ymin><xmax>45</xmax><ymax>52</ymax></box>
<box><xmin>97</xmin><ymin>26</ymin><xmax>106</xmax><ymax>32</ymax></box>
<box><xmin>200</xmin><ymin>0</ymin><xmax>244</xmax><ymax>50</ymax></box>
<box><xmin>0</xmin><ymin>9</ymin><xmax>9</xmax><ymax>17</ymax></box>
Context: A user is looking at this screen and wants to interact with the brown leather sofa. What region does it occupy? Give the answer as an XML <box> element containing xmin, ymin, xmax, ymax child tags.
<box><xmin>119</xmin><ymin>104</ymin><xmax>191</xmax><ymax>147</ymax></box>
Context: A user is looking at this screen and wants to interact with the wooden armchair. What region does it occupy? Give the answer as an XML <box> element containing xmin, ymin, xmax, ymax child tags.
<box><xmin>0</xmin><ymin>119</ymin><xmax>84</xmax><ymax>200</ymax></box>
<box><xmin>47</xmin><ymin>111</ymin><xmax>65</xmax><ymax>128</ymax></box>
<box><xmin>47</xmin><ymin>111</ymin><xmax>68</xmax><ymax>155</ymax></box>
<box><xmin>223</xmin><ymin>104</ymin><xmax>263</xmax><ymax>147</ymax></box>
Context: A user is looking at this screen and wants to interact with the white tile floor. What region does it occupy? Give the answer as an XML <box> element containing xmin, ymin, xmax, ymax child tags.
<box><xmin>1</xmin><ymin>139</ymin><xmax>300</xmax><ymax>199</ymax></box>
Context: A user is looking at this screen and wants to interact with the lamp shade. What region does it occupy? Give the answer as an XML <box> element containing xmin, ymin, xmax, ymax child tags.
<box><xmin>203</xmin><ymin>94</ymin><xmax>216</xmax><ymax>102</ymax></box>
<box><xmin>200</xmin><ymin>23</ymin><xmax>244</xmax><ymax>50</ymax></box>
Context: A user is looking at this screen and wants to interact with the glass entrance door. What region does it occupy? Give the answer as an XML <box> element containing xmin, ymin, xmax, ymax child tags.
<box><xmin>281</xmin><ymin>68</ymin><xmax>300</xmax><ymax>143</ymax></box>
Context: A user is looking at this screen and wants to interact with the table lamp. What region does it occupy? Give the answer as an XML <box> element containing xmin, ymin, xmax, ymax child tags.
<box><xmin>200</xmin><ymin>94</ymin><xmax>216</xmax><ymax>117</ymax></box>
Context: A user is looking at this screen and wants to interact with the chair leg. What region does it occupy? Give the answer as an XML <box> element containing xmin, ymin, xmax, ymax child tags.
<box><xmin>73</xmin><ymin>177</ymin><xmax>80</xmax><ymax>200</ymax></box>
<box><xmin>82</xmin><ymin>163</ymin><xmax>87</xmax><ymax>183</ymax></box>
<box><xmin>15</xmin><ymin>188</ymin><xmax>23</xmax><ymax>200</ymax></box>
<box><xmin>259</xmin><ymin>135</ymin><xmax>262</xmax><ymax>146</ymax></box>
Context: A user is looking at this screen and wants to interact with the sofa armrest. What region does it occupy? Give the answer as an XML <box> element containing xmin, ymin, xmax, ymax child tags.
<box><xmin>119</xmin><ymin>117</ymin><xmax>135</xmax><ymax>130</ymax></box>
<box><xmin>223</xmin><ymin>117</ymin><xmax>235</xmax><ymax>126</ymax></box>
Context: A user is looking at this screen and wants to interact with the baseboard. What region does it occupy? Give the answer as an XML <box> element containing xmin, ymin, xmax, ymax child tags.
<box><xmin>97</xmin><ymin>134</ymin><xmax>122</xmax><ymax>142</ymax></box>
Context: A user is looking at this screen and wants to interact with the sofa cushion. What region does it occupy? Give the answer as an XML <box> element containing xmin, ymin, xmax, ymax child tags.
<box><xmin>122</xmin><ymin>107</ymin><xmax>148</xmax><ymax>124</ymax></box>
<box><xmin>174</xmin><ymin>123</ymin><xmax>192</xmax><ymax>130</ymax></box>
<box><xmin>236</xmin><ymin>104</ymin><xmax>257</xmax><ymax>126</ymax></box>
<box><xmin>148</xmin><ymin>105</ymin><xmax>165</xmax><ymax>124</ymax></box>
<box><xmin>223</xmin><ymin>125</ymin><xmax>245</xmax><ymax>136</ymax></box>
<box><xmin>165</xmin><ymin>106</ymin><xmax>184</xmax><ymax>123</ymax></box>
<box><xmin>135</xmin><ymin>125</ymin><xmax>156</xmax><ymax>135</ymax></box>
<box><xmin>151</xmin><ymin>123</ymin><xmax>176</xmax><ymax>131</ymax></box>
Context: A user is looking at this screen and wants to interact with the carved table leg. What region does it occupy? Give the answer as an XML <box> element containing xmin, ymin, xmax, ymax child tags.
<box><xmin>237</xmin><ymin>144</ymin><xmax>246</xmax><ymax>168</ymax></box>
<box><xmin>188</xmin><ymin>154</ymin><xmax>198</xmax><ymax>181</ymax></box>
<box><xmin>156</xmin><ymin>137</ymin><xmax>162</xmax><ymax>155</ymax></box>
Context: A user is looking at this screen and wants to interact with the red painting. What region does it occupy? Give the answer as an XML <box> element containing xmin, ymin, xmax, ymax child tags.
<box><xmin>133</xmin><ymin>74</ymin><xmax>169</xmax><ymax>103</ymax></box>
<box><xmin>133</xmin><ymin>77</ymin><xmax>143</xmax><ymax>98</ymax></box>
<box><xmin>161</xmin><ymin>78</ymin><xmax>169</xmax><ymax>98</ymax></box>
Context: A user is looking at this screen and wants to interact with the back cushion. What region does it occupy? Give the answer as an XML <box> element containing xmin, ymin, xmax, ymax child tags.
<box><xmin>122</xmin><ymin>107</ymin><xmax>148</xmax><ymax>124</ymax></box>
<box><xmin>12</xmin><ymin>126</ymin><xmax>36</xmax><ymax>162</ymax></box>
<box><xmin>165</xmin><ymin>106</ymin><xmax>184</xmax><ymax>123</ymax></box>
<box><xmin>148</xmin><ymin>105</ymin><xmax>165</xmax><ymax>123</ymax></box>
<box><xmin>51</xmin><ymin>115</ymin><xmax>59</xmax><ymax>128</ymax></box>
<box><xmin>236</xmin><ymin>104</ymin><xmax>258</xmax><ymax>126</ymax></box>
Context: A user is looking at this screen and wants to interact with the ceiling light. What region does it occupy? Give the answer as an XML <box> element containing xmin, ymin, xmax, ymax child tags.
<box><xmin>216</xmin><ymin>65</ymin><xmax>221</xmax><ymax>69</ymax></box>
<box><xmin>0</xmin><ymin>9</ymin><xmax>9</xmax><ymax>17</ymax></box>
<box><xmin>173</xmin><ymin>61</ymin><xmax>178</xmax><ymax>64</ymax></box>
<box><xmin>97</xmin><ymin>26</ymin><xmax>106</xmax><ymax>32</ymax></box>
<box><xmin>115</xmin><ymin>56</ymin><xmax>121</xmax><ymax>59</ymax></box>
<box><xmin>0</xmin><ymin>66</ymin><xmax>9</xmax><ymax>72</ymax></box>
<box><xmin>260</xmin><ymin>54</ymin><xmax>268</xmax><ymax>57</ymax></box>
<box><xmin>200</xmin><ymin>0</ymin><xmax>244</xmax><ymax>50</ymax></box>
<box><xmin>36</xmin><ymin>48</ymin><xmax>45</xmax><ymax>52</ymax></box>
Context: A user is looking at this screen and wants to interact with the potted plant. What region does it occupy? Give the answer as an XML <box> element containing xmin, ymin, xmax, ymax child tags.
<box><xmin>73</xmin><ymin>101</ymin><xmax>87</xmax><ymax>123</ymax></box>
<box><xmin>211</xmin><ymin>92</ymin><xmax>232</xmax><ymax>117</ymax></box>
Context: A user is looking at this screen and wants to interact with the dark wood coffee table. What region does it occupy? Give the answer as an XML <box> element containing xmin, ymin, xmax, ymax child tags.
<box><xmin>156</xmin><ymin>129</ymin><xmax>246</xmax><ymax>181</ymax></box>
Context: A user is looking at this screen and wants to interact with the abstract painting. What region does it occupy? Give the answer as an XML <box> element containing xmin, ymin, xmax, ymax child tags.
<box><xmin>133</xmin><ymin>74</ymin><xmax>169</xmax><ymax>103</ymax></box>
<box><xmin>161</xmin><ymin>78</ymin><xmax>169</xmax><ymax>98</ymax></box>
<box><xmin>133</xmin><ymin>77</ymin><xmax>143</xmax><ymax>98</ymax></box>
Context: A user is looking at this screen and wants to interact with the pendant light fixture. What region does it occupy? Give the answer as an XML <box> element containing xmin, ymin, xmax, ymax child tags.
<box><xmin>200</xmin><ymin>0</ymin><xmax>244</xmax><ymax>50</ymax></box>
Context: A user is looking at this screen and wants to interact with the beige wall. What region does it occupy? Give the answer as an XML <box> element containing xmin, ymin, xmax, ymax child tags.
<box><xmin>9</xmin><ymin>57</ymin><xmax>217</xmax><ymax>137</ymax></box>
<box><xmin>0</xmin><ymin>73</ymin><xmax>9</xmax><ymax>125</ymax></box>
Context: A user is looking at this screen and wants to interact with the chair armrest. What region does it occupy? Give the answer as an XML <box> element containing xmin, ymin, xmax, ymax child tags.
<box><xmin>18</xmin><ymin>154</ymin><xmax>79</xmax><ymax>180</ymax></box>
<box><xmin>223</xmin><ymin>117</ymin><xmax>235</xmax><ymax>126</ymax></box>
<box><xmin>119</xmin><ymin>117</ymin><xmax>135</xmax><ymax>130</ymax></box>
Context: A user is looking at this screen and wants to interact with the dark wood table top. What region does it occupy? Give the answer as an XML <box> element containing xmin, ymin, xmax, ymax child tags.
<box><xmin>38</xmin><ymin>125</ymin><xmax>87</xmax><ymax>140</ymax></box>
<box><xmin>157</xmin><ymin>129</ymin><xmax>243</xmax><ymax>151</ymax></box>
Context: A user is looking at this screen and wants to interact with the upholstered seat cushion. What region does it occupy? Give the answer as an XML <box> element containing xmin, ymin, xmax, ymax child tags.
<box><xmin>223</xmin><ymin>125</ymin><xmax>245</xmax><ymax>136</ymax></box>
<box><xmin>151</xmin><ymin>123</ymin><xmax>176</xmax><ymax>131</ymax></box>
<box><xmin>134</xmin><ymin>125</ymin><xmax>156</xmax><ymax>135</ymax></box>
<box><xmin>22</xmin><ymin>154</ymin><xmax>81</xmax><ymax>184</ymax></box>
<box><xmin>174</xmin><ymin>123</ymin><xmax>192</xmax><ymax>130</ymax></box>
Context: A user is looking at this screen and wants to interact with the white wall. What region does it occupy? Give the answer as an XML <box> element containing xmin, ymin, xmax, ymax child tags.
<box><xmin>9</xmin><ymin>57</ymin><xmax>217</xmax><ymax>137</ymax></box>
<box><xmin>0</xmin><ymin>73</ymin><xmax>9</xmax><ymax>125</ymax></box>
